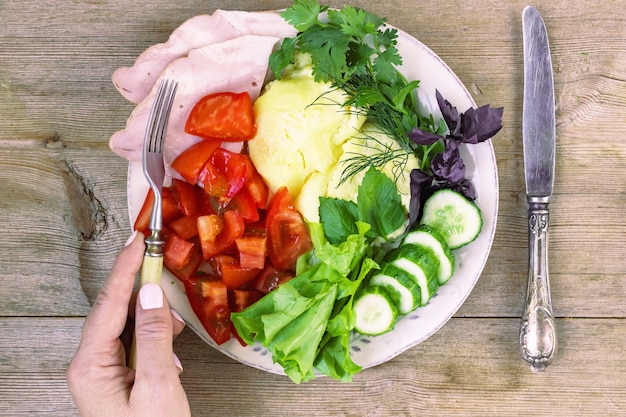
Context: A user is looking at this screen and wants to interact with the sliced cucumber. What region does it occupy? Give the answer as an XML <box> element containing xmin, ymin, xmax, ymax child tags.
<box><xmin>403</xmin><ymin>225</ymin><xmax>455</xmax><ymax>284</ymax></box>
<box><xmin>353</xmin><ymin>286</ymin><xmax>398</xmax><ymax>336</ymax></box>
<box><xmin>419</xmin><ymin>189</ymin><xmax>483</xmax><ymax>249</ymax></box>
<box><xmin>391</xmin><ymin>246</ymin><xmax>439</xmax><ymax>306</ymax></box>
<box><xmin>370</xmin><ymin>263</ymin><xmax>421</xmax><ymax>314</ymax></box>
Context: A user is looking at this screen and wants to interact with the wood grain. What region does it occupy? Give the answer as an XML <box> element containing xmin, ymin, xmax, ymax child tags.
<box><xmin>1</xmin><ymin>0</ymin><xmax>625</xmax><ymax>416</ymax></box>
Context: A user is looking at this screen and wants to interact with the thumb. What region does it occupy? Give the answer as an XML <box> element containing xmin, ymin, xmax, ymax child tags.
<box><xmin>133</xmin><ymin>283</ymin><xmax>180</xmax><ymax>383</ymax></box>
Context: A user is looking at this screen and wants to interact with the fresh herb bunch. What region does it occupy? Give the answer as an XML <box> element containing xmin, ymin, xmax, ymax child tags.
<box><xmin>271</xmin><ymin>0</ymin><xmax>503</xmax><ymax>223</ymax></box>
<box><xmin>408</xmin><ymin>91</ymin><xmax>504</xmax><ymax>227</ymax></box>
<box><xmin>270</xmin><ymin>0</ymin><xmax>446</xmax><ymax>184</ymax></box>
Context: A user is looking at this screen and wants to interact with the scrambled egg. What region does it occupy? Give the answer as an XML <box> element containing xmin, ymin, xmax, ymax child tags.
<box><xmin>248</xmin><ymin>53</ymin><xmax>418</xmax><ymax>222</ymax></box>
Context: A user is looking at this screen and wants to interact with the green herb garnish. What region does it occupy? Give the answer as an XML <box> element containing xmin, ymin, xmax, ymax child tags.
<box><xmin>270</xmin><ymin>0</ymin><xmax>446</xmax><ymax>184</ymax></box>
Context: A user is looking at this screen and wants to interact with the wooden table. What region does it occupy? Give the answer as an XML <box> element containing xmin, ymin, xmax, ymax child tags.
<box><xmin>1</xmin><ymin>0</ymin><xmax>625</xmax><ymax>415</ymax></box>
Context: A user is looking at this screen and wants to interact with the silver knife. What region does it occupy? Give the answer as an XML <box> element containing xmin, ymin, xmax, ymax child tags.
<box><xmin>519</xmin><ymin>5</ymin><xmax>557</xmax><ymax>372</ymax></box>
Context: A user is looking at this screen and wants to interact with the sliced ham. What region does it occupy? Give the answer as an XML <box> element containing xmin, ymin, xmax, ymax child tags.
<box><xmin>109</xmin><ymin>35</ymin><xmax>283</xmax><ymax>174</ymax></box>
<box><xmin>112</xmin><ymin>10</ymin><xmax>296</xmax><ymax>104</ymax></box>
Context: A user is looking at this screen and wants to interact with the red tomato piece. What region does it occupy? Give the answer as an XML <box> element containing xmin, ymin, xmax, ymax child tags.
<box><xmin>133</xmin><ymin>188</ymin><xmax>182</xmax><ymax>234</ymax></box>
<box><xmin>242</xmin><ymin>155</ymin><xmax>269</xmax><ymax>209</ymax></box>
<box><xmin>171</xmin><ymin>178</ymin><xmax>201</xmax><ymax>217</ymax></box>
<box><xmin>197</xmin><ymin>211</ymin><xmax>245</xmax><ymax>260</ymax></box>
<box><xmin>265</xmin><ymin>187</ymin><xmax>313</xmax><ymax>271</ymax></box>
<box><xmin>235</xmin><ymin>236</ymin><xmax>267</xmax><ymax>270</ymax></box>
<box><xmin>198</xmin><ymin>159</ymin><xmax>230</xmax><ymax>199</ymax></box>
<box><xmin>252</xmin><ymin>265</ymin><xmax>294</xmax><ymax>294</ymax></box>
<box><xmin>198</xmin><ymin>149</ymin><xmax>249</xmax><ymax>199</ymax></box>
<box><xmin>133</xmin><ymin>188</ymin><xmax>155</xmax><ymax>234</ymax></box>
<box><xmin>197</xmin><ymin>188</ymin><xmax>217</xmax><ymax>215</ymax></box>
<box><xmin>170</xmin><ymin>140</ymin><xmax>222</xmax><ymax>185</ymax></box>
<box><xmin>166</xmin><ymin>238</ymin><xmax>203</xmax><ymax>281</ymax></box>
<box><xmin>162</xmin><ymin>187</ymin><xmax>183</xmax><ymax>224</ymax></box>
<box><xmin>211</xmin><ymin>254</ymin><xmax>260</xmax><ymax>290</ymax></box>
<box><xmin>163</xmin><ymin>232</ymin><xmax>194</xmax><ymax>270</ymax></box>
<box><xmin>167</xmin><ymin>214</ymin><xmax>200</xmax><ymax>240</ymax></box>
<box><xmin>231</xmin><ymin>288</ymin><xmax>264</xmax><ymax>312</ymax></box>
<box><xmin>185</xmin><ymin>92</ymin><xmax>256</xmax><ymax>142</ymax></box>
<box><xmin>226</xmin><ymin>188</ymin><xmax>259</xmax><ymax>223</ymax></box>
<box><xmin>184</xmin><ymin>277</ymin><xmax>231</xmax><ymax>345</ymax></box>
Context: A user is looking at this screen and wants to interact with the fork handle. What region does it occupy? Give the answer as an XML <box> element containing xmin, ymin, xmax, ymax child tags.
<box><xmin>129</xmin><ymin>230</ymin><xmax>164</xmax><ymax>369</ymax></box>
<box><xmin>138</xmin><ymin>229</ymin><xmax>165</xmax><ymax>286</ymax></box>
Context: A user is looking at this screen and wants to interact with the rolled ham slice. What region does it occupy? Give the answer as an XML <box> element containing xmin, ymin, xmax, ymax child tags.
<box><xmin>112</xmin><ymin>10</ymin><xmax>296</xmax><ymax>104</ymax></box>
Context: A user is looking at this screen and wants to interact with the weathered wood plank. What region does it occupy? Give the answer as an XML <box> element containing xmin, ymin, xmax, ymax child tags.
<box><xmin>1</xmin><ymin>317</ymin><xmax>624</xmax><ymax>417</ymax></box>
<box><xmin>0</xmin><ymin>148</ymin><xmax>131</xmax><ymax>316</ymax></box>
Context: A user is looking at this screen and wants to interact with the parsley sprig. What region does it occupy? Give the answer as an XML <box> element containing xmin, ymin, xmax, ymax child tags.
<box><xmin>270</xmin><ymin>0</ymin><xmax>445</xmax><ymax>184</ymax></box>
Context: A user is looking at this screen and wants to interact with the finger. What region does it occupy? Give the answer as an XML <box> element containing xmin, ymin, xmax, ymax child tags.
<box><xmin>80</xmin><ymin>232</ymin><xmax>145</xmax><ymax>352</ymax></box>
<box><xmin>133</xmin><ymin>283</ymin><xmax>180</xmax><ymax>385</ymax></box>
<box><xmin>171</xmin><ymin>309</ymin><xmax>186</xmax><ymax>340</ymax></box>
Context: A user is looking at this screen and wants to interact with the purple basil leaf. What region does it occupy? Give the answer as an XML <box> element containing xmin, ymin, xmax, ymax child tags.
<box><xmin>408</xmin><ymin>169</ymin><xmax>433</xmax><ymax>229</ymax></box>
<box><xmin>408</xmin><ymin>127</ymin><xmax>443</xmax><ymax>145</ymax></box>
<box><xmin>431</xmin><ymin>140</ymin><xmax>465</xmax><ymax>183</ymax></box>
<box><xmin>436</xmin><ymin>89</ymin><xmax>460</xmax><ymax>134</ymax></box>
<box><xmin>451</xmin><ymin>178</ymin><xmax>476</xmax><ymax>201</ymax></box>
<box><xmin>460</xmin><ymin>104</ymin><xmax>504</xmax><ymax>143</ymax></box>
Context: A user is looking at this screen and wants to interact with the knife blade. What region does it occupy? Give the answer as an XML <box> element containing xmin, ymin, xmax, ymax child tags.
<box><xmin>519</xmin><ymin>5</ymin><xmax>558</xmax><ymax>372</ymax></box>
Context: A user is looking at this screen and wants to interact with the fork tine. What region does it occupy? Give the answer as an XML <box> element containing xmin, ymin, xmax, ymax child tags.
<box><xmin>148</xmin><ymin>79</ymin><xmax>178</xmax><ymax>154</ymax></box>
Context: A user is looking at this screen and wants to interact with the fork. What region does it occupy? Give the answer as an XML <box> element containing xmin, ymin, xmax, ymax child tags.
<box><xmin>130</xmin><ymin>78</ymin><xmax>177</xmax><ymax>369</ymax></box>
<box><xmin>140</xmin><ymin>78</ymin><xmax>178</xmax><ymax>286</ymax></box>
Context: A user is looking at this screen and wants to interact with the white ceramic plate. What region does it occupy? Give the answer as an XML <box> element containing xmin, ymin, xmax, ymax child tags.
<box><xmin>127</xmin><ymin>25</ymin><xmax>498</xmax><ymax>376</ymax></box>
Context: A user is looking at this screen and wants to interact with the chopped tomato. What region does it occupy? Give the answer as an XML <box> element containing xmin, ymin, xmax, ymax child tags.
<box><xmin>252</xmin><ymin>265</ymin><xmax>294</xmax><ymax>294</ymax></box>
<box><xmin>198</xmin><ymin>149</ymin><xmax>249</xmax><ymax>199</ymax></box>
<box><xmin>197</xmin><ymin>188</ymin><xmax>217</xmax><ymax>215</ymax></box>
<box><xmin>231</xmin><ymin>288</ymin><xmax>264</xmax><ymax>312</ymax></box>
<box><xmin>165</xmin><ymin>238</ymin><xmax>203</xmax><ymax>281</ymax></box>
<box><xmin>163</xmin><ymin>232</ymin><xmax>194</xmax><ymax>269</ymax></box>
<box><xmin>265</xmin><ymin>187</ymin><xmax>313</xmax><ymax>271</ymax></box>
<box><xmin>226</xmin><ymin>188</ymin><xmax>259</xmax><ymax>223</ymax></box>
<box><xmin>229</xmin><ymin>288</ymin><xmax>264</xmax><ymax>346</ymax></box>
<box><xmin>185</xmin><ymin>92</ymin><xmax>256</xmax><ymax>142</ymax></box>
<box><xmin>235</xmin><ymin>235</ymin><xmax>267</xmax><ymax>270</ymax></box>
<box><xmin>171</xmin><ymin>178</ymin><xmax>201</xmax><ymax>216</ymax></box>
<box><xmin>197</xmin><ymin>210</ymin><xmax>245</xmax><ymax>260</ymax></box>
<box><xmin>242</xmin><ymin>155</ymin><xmax>269</xmax><ymax>209</ymax></box>
<box><xmin>168</xmin><ymin>214</ymin><xmax>199</xmax><ymax>240</ymax></box>
<box><xmin>133</xmin><ymin>188</ymin><xmax>155</xmax><ymax>234</ymax></box>
<box><xmin>184</xmin><ymin>277</ymin><xmax>231</xmax><ymax>345</ymax></box>
<box><xmin>133</xmin><ymin>188</ymin><xmax>182</xmax><ymax>234</ymax></box>
<box><xmin>170</xmin><ymin>140</ymin><xmax>222</xmax><ymax>185</ymax></box>
<box><xmin>211</xmin><ymin>254</ymin><xmax>260</xmax><ymax>290</ymax></box>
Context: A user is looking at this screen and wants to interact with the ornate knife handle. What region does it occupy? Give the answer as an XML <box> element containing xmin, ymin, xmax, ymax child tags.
<box><xmin>519</xmin><ymin>197</ymin><xmax>557</xmax><ymax>372</ymax></box>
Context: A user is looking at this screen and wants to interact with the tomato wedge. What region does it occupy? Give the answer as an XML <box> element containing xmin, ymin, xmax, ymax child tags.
<box><xmin>184</xmin><ymin>277</ymin><xmax>231</xmax><ymax>345</ymax></box>
<box><xmin>198</xmin><ymin>149</ymin><xmax>248</xmax><ymax>199</ymax></box>
<box><xmin>235</xmin><ymin>235</ymin><xmax>267</xmax><ymax>270</ymax></box>
<box><xmin>170</xmin><ymin>140</ymin><xmax>222</xmax><ymax>185</ymax></box>
<box><xmin>185</xmin><ymin>92</ymin><xmax>256</xmax><ymax>142</ymax></box>
<box><xmin>211</xmin><ymin>254</ymin><xmax>260</xmax><ymax>289</ymax></box>
<box><xmin>197</xmin><ymin>210</ymin><xmax>245</xmax><ymax>260</ymax></box>
<box><xmin>265</xmin><ymin>187</ymin><xmax>313</xmax><ymax>271</ymax></box>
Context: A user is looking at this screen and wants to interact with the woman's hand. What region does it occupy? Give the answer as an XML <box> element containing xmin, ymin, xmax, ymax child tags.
<box><xmin>67</xmin><ymin>232</ymin><xmax>191</xmax><ymax>417</ymax></box>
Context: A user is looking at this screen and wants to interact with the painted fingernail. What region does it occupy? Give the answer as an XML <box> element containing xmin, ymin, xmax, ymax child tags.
<box><xmin>171</xmin><ymin>309</ymin><xmax>185</xmax><ymax>325</ymax></box>
<box><xmin>124</xmin><ymin>230</ymin><xmax>138</xmax><ymax>247</ymax></box>
<box><xmin>173</xmin><ymin>353</ymin><xmax>183</xmax><ymax>373</ymax></box>
<box><xmin>139</xmin><ymin>283</ymin><xmax>164</xmax><ymax>310</ymax></box>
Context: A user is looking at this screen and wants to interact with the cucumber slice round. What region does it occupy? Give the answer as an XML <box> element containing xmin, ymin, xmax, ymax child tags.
<box><xmin>371</xmin><ymin>263</ymin><xmax>422</xmax><ymax>314</ymax></box>
<box><xmin>354</xmin><ymin>286</ymin><xmax>398</xmax><ymax>336</ymax></box>
<box><xmin>419</xmin><ymin>189</ymin><xmax>483</xmax><ymax>249</ymax></box>
<box><xmin>391</xmin><ymin>246</ymin><xmax>440</xmax><ymax>306</ymax></box>
<box><xmin>404</xmin><ymin>225</ymin><xmax>455</xmax><ymax>284</ymax></box>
